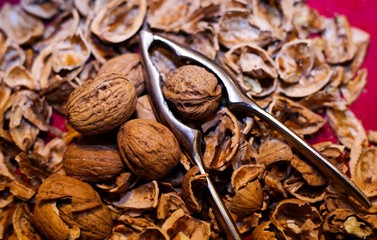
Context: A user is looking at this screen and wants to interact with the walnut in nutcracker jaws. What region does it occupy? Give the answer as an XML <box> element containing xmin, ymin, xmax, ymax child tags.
<box><xmin>163</xmin><ymin>65</ymin><xmax>222</xmax><ymax>121</ymax></box>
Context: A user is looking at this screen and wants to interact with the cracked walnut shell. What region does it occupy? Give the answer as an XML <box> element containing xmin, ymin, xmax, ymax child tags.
<box><xmin>117</xmin><ymin>119</ymin><xmax>181</xmax><ymax>181</ymax></box>
<box><xmin>66</xmin><ymin>72</ymin><xmax>137</xmax><ymax>135</ymax></box>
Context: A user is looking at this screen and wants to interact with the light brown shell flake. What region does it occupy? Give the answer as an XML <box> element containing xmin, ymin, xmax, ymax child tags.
<box><xmin>231</xmin><ymin>163</ymin><xmax>264</xmax><ymax>192</ymax></box>
<box><xmin>0</xmin><ymin>4</ymin><xmax>44</xmax><ymax>45</ymax></box>
<box><xmin>21</xmin><ymin>0</ymin><xmax>58</xmax><ymax>19</ymax></box>
<box><xmin>218</xmin><ymin>8</ymin><xmax>271</xmax><ymax>49</ymax></box>
<box><xmin>340</xmin><ymin>68</ymin><xmax>367</xmax><ymax>105</ymax></box>
<box><xmin>3</xmin><ymin>64</ymin><xmax>39</xmax><ymax>90</ymax></box>
<box><xmin>229</xmin><ymin>179</ymin><xmax>263</xmax><ymax>217</ymax></box>
<box><xmin>201</xmin><ymin>108</ymin><xmax>240</xmax><ymax>171</ymax></box>
<box><xmin>186</xmin><ymin>23</ymin><xmax>219</xmax><ymax>60</ymax></box>
<box><xmin>292</xmin><ymin>3</ymin><xmax>325</xmax><ymax>38</ymax></box>
<box><xmin>112</xmin><ymin>181</ymin><xmax>159</xmax><ymax>210</ymax></box>
<box><xmin>0</xmin><ymin>40</ymin><xmax>26</xmax><ymax>72</ymax></box>
<box><xmin>326</xmin><ymin>108</ymin><xmax>367</xmax><ymax>149</ymax></box>
<box><xmin>12</xmin><ymin>203</ymin><xmax>42</xmax><ymax>240</ymax></box>
<box><xmin>256</xmin><ymin>139</ymin><xmax>293</xmax><ymax>165</ymax></box>
<box><xmin>91</xmin><ymin>0</ymin><xmax>147</xmax><ymax>43</ymax></box>
<box><xmin>324</xmin><ymin>15</ymin><xmax>356</xmax><ymax>64</ymax></box>
<box><xmin>269</xmin><ymin>96</ymin><xmax>326</xmax><ymax>136</ymax></box>
<box><xmin>353</xmin><ymin>146</ymin><xmax>377</xmax><ymax>197</ymax></box>
<box><xmin>135</xmin><ymin>95</ymin><xmax>157</xmax><ymax>121</ymax></box>
<box><xmin>270</xmin><ymin>199</ymin><xmax>323</xmax><ymax>240</ymax></box>
<box><xmin>157</xmin><ymin>192</ymin><xmax>190</xmax><ymax>220</ymax></box>
<box><xmin>251</xmin><ymin>221</ymin><xmax>278</xmax><ymax>240</ymax></box>
<box><xmin>224</xmin><ymin>43</ymin><xmax>277</xmax><ymax>97</ymax></box>
<box><xmin>290</xmin><ymin>157</ymin><xmax>326</xmax><ymax>187</ymax></box>
<box><xmin>0</xmin><ymin>90</ymin><xmax>51</xmax><ymax>151</ymax></box>
<box><xmin>52</xmin><ymin>30</ymin><xmax>91</xmax><ymax>73</ymax></box>
<box><xmin>283</xmin><ymin>177</ymin><xmax>327</xmax><ymax>203</ymax></box>
<box><xmin>277</xmin><ymin>40</ymin><xmax>333</xmax><ymax>98</ymax></box>
<box><xmin>161</xmin><ymin>209</ymin><xmax>211</xmax><ymax>240</ymax></box>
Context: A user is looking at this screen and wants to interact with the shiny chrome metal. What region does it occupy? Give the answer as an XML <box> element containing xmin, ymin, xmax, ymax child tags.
<box><xmin>139</xmin><ymin>30</ymin><xmax>371</xmax><ymax>235</ymax></box>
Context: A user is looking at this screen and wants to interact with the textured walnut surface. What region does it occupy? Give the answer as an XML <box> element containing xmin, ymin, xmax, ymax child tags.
<box><xmin>1</xmin><ymin>0</ymin><xmax>377</xmax><ymax>239</ymax></box>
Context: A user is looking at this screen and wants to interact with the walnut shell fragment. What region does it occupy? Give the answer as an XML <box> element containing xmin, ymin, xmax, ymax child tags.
<box><xmin>257</xmin><ymin>139</ymin><xmax>293</xmax><ymax>165</ymax></box>
<box><xmin>63</xmin><ymin>141</ymin><xmax>125</xmax><ymax>183</ymax></box>
<box><xmin>269</xmin><ymin>96</ymin><xmax>326</xmax><ymax>136</ymax></box>
<box><xmin>117</xmin><ymin>119</ymin><xmax>181</xmax><ymax>180</ymax></box>
<box><xmin>181</xmin><ymin>166</ymin><xmax>207</xmax><ymax>213</ymax></box>
<box><xmin>98</xmin><ymin>53</ymin><xmax>145</xmax><ymax>96</ymax></box>
<box><xmin>202</xmin><ymin>108</ymin><xmax>240</xmax><ymax>171</ymax></box>
<box><xmin>163</xmin><ymin>65</ymin><xmax>222</xmax><ymax>121</ymax></box>
<box><xmin>229</xmin><ymin>179</ymin><xmax>263</xmax><ymax>217</ymax></box>
<box><xmin>91</xmin><ymin>0</ymin><xmax>147</xmax><ymax>43</ymax></box>
<box><xmin>66</xmin><ymin>72</ymin><xmax>137</xmax><ymax>135</ymax></box>
<box><xmin>270</xmin><ymin>199</ymin><xmax>322</xmax><ymax>239</ymax></box>
<box><xmin>0</xmin><ymin>3</ymin><xmax>44</xmax><ymax>45</ymax></box>
<box><xmin>112</xmin><ymin>181</ymin><xmax>159</xmax><ymax>210</ymax></box>
<box><xmin>324</xmin><ymin>15</ymin><xmax>356</xmax><ymax>64</ymax></box>
<box><xmin>251</xmin><ymin>221</ymin><xmax>278</xmax><ymax>240</ymax></box>
<box><xmin>52</xmin><ymin>29</ymin><xmax>91</xmax><ymax>72</ymax></box>
<box><xmin>161</xmin><ymin>209</ymin><xmax>211</xmax><ymax>240</ymax></box>
<box><xmin>224</xmin><ymin>44</ymin><xmax>277</xmax><ymax>97</ymax></box>
<box><xmin>21</xmin><ymin>0</ymin><xmax>58</xmax><ymax>19</ymax></box>
<box><xmin>353</xmin><ymin>146</ymin><xmax>377</xmax><ymax>197</ymax></box>
<box><xmin>326</xmin><ymin>108</ymin><xmax>367</xmax><ymax>149</ymax></box>
<box><xmin>3</xmin><ymin>64</ymin><xmax>39</xmax><ymax>90</ymax></box>
<box><xmin>33</xmin><ymin>174</ymin><xmax>113</xmax><ymax>240</ymax></box>
<box><xmin>157</xmin><ymin>192</ymin><xmax>190</xmax><ymax>220</ymax></box>
<box><xmin>231</xmin><ymin>164</ymin><xmax>264</xmax><ymax>192</ymax></box>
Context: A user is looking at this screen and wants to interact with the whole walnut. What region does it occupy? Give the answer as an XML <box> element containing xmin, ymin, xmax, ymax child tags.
<box><xmin>33</xmin><ymin>174</ymin><xmax>113</xmax><ymax>240</ymax></box>
<box><xmin>117</xmin><ymin>119</ymin><xmax>181</xmax><ymax>180</ymax></box>
<box><xmin>98</xmin><ymin>53</ymin><xmax>145</xmax><ymax>96</ymax></box>
<box><xmin>63</xmin><ymin>140</ymin><xmax>125</xmax><ymax>183</ymax></box>
<box><xmin>163</xmin><ymin>65</ymin><xmax>222</xmax><ymax>121</ymax></box>
<box><xmin>66</xmin><ymin>72</ymin><xmax>137</xmax><ymax>135</ymax></box>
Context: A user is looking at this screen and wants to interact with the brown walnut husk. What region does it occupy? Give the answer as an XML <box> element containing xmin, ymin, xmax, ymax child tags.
<box><xmin>117</xmin><ymin>119</ymin><xmax>181</xmax><ymax>180</ymax></box>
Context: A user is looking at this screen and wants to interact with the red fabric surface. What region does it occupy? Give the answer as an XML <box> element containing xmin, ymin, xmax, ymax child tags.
<box><xmin>1</xmin><ymin>0</ymin><xmax>376</xmax><ymax>138</ymax></box>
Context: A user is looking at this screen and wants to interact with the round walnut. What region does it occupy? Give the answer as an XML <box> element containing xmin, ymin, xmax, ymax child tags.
<box><xmin>163</xmin><ymin>65</ymin><xmax>222</xmax><ymax>121</ymax></box>
<box><xmin>63</xmin><ymin>141</ymin><xmax>125</xmax><ymax>183</ymax></box>
<box><xmin>66</xmin><ymin>72</ymin><xmax>137</xmax><ymax>135</ymax></box>
<box><xmin>117</xmin><ymin>119</ymin><xmax>181</xmax><ymax>180</ymax></box>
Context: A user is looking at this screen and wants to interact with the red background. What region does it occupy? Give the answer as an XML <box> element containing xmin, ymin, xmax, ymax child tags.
<box><xmin>1</xmin><ymin>0</ymin><xmax>376</xmax><ymax>135</ymax></box>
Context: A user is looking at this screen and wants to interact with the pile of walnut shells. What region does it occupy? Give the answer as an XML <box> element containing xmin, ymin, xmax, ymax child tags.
<box><xmin>1</xmin><ymin>0</ymin><xmax>377</xmax><ymax>240</ymax></box>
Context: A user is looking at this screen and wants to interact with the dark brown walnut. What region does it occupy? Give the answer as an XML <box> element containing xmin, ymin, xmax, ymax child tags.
<box><xmin>63</xmin><ymin>141</ymin><xmax>125</xmax><ymax>183</ymax></box>
<box><xmin>66</xmin><ymin>72</ymin><xmax>137</xmax><ymax>135</ymax></box>
<box><xmin>91</xmin><ymin>0</ymin><xmax>147</xmax><ymax>43</ymax></box>
<box><xmin>117</xmin><ymin>119</ymin><xmax>181</xmax><ymax>180</ymax></box>
<box><xmin>201</xmin><ymin>108</ymin><xmax>240</xmax><ymax>171</ymax></box>
<box><xmin>112</xmin><ymin>181</ymin><xmax>159</xmax><ymax>210</ymax></box>
<box><xmin>163</xmin><ymin>65</ymin><xmax>222</xmax><ymax>121</ymax></box>
<box><xmin>270</xmin><ymin>199</ymin><xmax>323</xmax><ymax>239</ymax></box>
<box><xmin>33</xmin><ymin>174</ymin><xmax>113</xmax><ymax>240</ymax></box>
<box><xmin>229</xmin><ymin>179</ymin><xmax>263</xmax><ymax>217</ymax></box>
<box><xmin>98</xmin><ymin>53</ymin><xmax>145</xmax><ymax>96</ymax></box>
<box><xmin>181</xmin><ymin>166</ymin><xmax>207</xmax><ymax>213</ymax></box>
